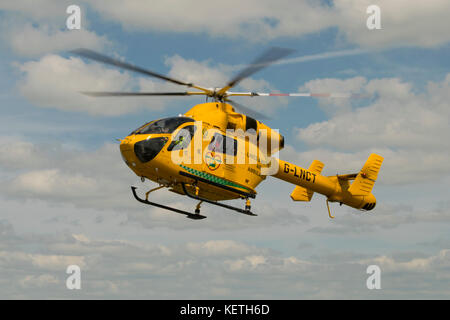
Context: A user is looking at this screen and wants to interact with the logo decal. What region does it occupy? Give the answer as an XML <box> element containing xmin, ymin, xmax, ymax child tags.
<box><xmin>205</xmin><ymin>152</ymin><xmax>222</xmax><ymax>171</ymax></box>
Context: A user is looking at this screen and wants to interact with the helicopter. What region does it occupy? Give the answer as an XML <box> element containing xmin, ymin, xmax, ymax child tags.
<box><xmin>71</xmin><ymin>47</ymin><xmax>383</xmax><ymax>220</ymax></box>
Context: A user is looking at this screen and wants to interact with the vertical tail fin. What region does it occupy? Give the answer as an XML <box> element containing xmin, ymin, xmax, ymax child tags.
<box><xmin>348</xmin><ymin>153</ymin><xmax>384</xmax><ymax>196</ymax></box>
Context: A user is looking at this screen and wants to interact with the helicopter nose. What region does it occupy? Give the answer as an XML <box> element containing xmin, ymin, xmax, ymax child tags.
<box><xmin>120</xmin><ymin>137</ymin><xmax>135</xmax><ymax>166</ymax></box>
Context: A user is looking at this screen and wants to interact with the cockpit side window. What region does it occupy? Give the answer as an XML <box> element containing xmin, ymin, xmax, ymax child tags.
<box><xmin>208</xmin><ymin>133</ymin><xmax>237</xmax><ymax>156</ymax></box>
<box><xmin>131</xmin><ymin>117</ymin><xmax>194</xmax><ymax>135</ymax></box>
<box><xmin>167</xmin><ymin>125</ymin><xmax>196</xmax><ymax>151</ymax></box>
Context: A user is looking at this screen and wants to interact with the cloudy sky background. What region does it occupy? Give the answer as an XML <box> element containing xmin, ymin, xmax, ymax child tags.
<box><xmin>0</xmin><ymin>0</ymin><xmax>449</xmax><ymax>299</ymax></box>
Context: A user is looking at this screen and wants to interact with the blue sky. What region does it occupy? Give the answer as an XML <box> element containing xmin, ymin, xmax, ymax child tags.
<box><xmin>0</xmin><ymin>1</ymin><xmax>450</xmax><ymax>299</ymax></box>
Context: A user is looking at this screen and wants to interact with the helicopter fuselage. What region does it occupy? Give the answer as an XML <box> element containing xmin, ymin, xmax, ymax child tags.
<box><xmin>120</xmin><ymin>102</ymin><xmax>283</xmax><ymax>201</ymax></box>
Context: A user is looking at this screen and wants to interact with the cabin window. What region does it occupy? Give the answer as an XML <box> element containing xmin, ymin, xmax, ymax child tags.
<box><xmin>131</xmin><ymin>117</ymin><xmax>194</xmax><ymax>135</ymax></box>
<box><xmin>208</xmin><ymin>133</ymin><xmax>237</xmax><ymax>156</ymax></box>
<box><xmin>167</xmin><ymin>125</ymin><xmax>196</xmax><ymax>151</ymax></box>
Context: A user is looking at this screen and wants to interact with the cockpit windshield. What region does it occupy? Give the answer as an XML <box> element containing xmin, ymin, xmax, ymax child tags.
<box><xmin>131</xmin><ymin>117</ymin><xmax>194</xmax><ymax>135</ymax></box>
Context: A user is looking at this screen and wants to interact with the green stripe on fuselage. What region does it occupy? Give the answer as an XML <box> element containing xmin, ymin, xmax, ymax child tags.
<box><xmin>179</xmin><ymin>165</ymin><xmax>252</xmax><ymax>192</ymax></box>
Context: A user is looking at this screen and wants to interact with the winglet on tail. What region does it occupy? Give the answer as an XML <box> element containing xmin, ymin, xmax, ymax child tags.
<box><xmin>348</xmin><ymin>153</ymin><xmax>384</xmax><ymax>196</ymax></box>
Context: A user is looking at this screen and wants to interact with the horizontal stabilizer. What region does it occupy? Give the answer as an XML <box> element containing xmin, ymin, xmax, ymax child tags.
<box><xmin>290</xmin><ymin>160</ymin><xmax>324</xmax><ymax>202</ymax></box>
<box><xmin>309</xmin><ymin>159</ymin><xmax>324</xmax><ymax>174</ymax></box>
<box><xmin>348</xmin><ymin>153</ymin><xmax>384</xmax><ymax>196</ymax></box>
<box><xmin>291</xmin><ymin>185</ymin><xmax>314</xmax><ymax>201</ymax></box>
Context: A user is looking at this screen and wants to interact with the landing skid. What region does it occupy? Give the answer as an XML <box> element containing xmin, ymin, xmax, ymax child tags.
<box><xmin>181</xmin><ymin>183</ymin><xmax>257</xmax><ymax>217</ymax></box>
<box><xmin>131</xmin><ymin>186</ymin><xmax>206</xmax><ymax>220</ymax></box>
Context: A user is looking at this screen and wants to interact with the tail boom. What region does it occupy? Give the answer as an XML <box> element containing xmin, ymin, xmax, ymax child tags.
<box><xmin>273</xmin><ymin>159</ymin><xmax>336</xmax><ymax>197</ymax></box>
<box><xmin>271</xmin><ymin>154</ymin><xmax>383</xmax><ymax>211</ymax></box>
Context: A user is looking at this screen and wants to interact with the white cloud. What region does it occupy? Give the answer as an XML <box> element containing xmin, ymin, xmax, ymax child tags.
<box><xmin>0</xmin><ymin>2</ymin><xmax>111</xmax><ymax>57</ymax></box>
<box><xmin>72</xmin><ymin>0</ymin><xmax>450</xmax><ymax>48</ymax></box>
<box><xmin>165</xmin><ymin>55</ymin><xmax>230</xmax><ymax>88</ymax></box>
<box><xmin>307</xmin><ymin>202</ymin><xmax>450</xmax><ymax>235</ymax></box>
<box><xmin>361</xmin><ymin>249</ymin><xmax>450</xmax><ymax>273</ymax></box>
<box><xmin>1</xmin><ymin>225</ymin><xmax>449</xmax><ymax>299</ymax></box>
<box><xmin>10</xmin><ymin>169</ymin><xmax>98</xmax><ymax>198</ymax></box>
<box><xmin>6</xmin><ymin>24</ymin><xmax>110</xmax><ymax>57</ymax></box>
<box><xmin>86</xmin><ymin>0</ymin><xmax>335</xmax><ymax>41</ymax></box>
<box><xmin>19</xmin><ymin>274</ymin><xmax>59</xmax><ymax>288</ymax></box>
<box><xmin>226</xmin><ymin>255</ymin><xmax>267</xmax><ymax>271</ymax></box>
<box><xmin>86</xmin><ymin>0</ymin><xmax>450</xmax><ymax>48</ymax></box>
<box><xmin>185</xmin><ymin>240</ymin><xmax>259</xmax><ymax>257</ymax></box>
<box><xmin>0</xmin><ymin>250</ymin><xmax>85</xmax><ymax>272</ymax></box>
<box><xmin>299</xmin><ymin>76</ymin><xmax>367</xmax><ymax>115</ymax></box>
<box><xmin>16</xmin><ymin>54</ymin><xmax>158</xmax><ymax>116</ymax></box>
<box><xmin>2</xmin><ymin>1</ymin><xmax>450</xmax><ymax>49</ymax></box>
<box><xmin>292</xmin><ymin>74</ymin><xmax>450</xmax><ymax>184</ymax></box>
<box><xmin>0</xmin><ymin>140</ymin><xmax>137</xmax><ymax>209</ymax></box>
<box><xmin>0</xmin><ymin>1</ymin><xmax>73</xmax><ymax>22</ymax></box>
<box><xmin>0</xmin><ymin>137</ymin><xmax>49</xmax><ymax>170</ymax></box>
<box><xmin>334</xmin><ymin>0</ymin><xmax>450</xmax><ymax>48</ymax></box>
<box><xmin>30</xmin><ymin>254</ymin><xmax>86</xmax><ymax>271</ymax></box>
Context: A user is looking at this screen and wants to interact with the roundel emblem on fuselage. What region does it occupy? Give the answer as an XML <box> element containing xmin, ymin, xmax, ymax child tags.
<box><xmin>205</xmin><ymin>151</ymin><xmax>222</xmax><ymax>171</ymax></box>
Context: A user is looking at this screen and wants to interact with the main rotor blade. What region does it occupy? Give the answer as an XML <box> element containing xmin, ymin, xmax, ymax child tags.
<box><xmin>225</xmin><ymin>99</ymin><xmax>269</xmax><ymax>120</ymax></box>
<box><xmin>226</xmin><ymin>92</ymin><xmax>370</xmax><ymax>98</ymax></box>
<box><xmin>217</xmin><ymin>47</ymin><xmax>295</xmax><ymax>96</ymax></box>
<box><xmin>71</xmin><ymin>49</ymin><xmax>209</xmax><ymax>93</ymax></box>
<box><xmin>81</xmin><ymin>91</ymin><xmax>207</xmax><ymax>97</ymax></box>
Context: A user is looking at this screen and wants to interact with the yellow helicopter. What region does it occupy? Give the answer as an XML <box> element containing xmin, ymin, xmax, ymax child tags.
<box><xmin>72</xmin><ymin>48</ymin><xmax>383</xmax><ymax>220</ymax></box>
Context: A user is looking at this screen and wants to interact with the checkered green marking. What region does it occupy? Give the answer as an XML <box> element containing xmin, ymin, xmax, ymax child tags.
<box><xmin>180</xmin><ymin>165</ymin><xmax>252</xmax><ymax>192</ymax></box>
